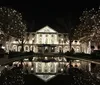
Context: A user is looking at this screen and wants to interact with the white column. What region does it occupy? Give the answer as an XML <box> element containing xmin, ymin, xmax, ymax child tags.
<box><xmin>87</xmin><ymin>41</ymin><xmax>91</xmax><ymax>54</ymax></box>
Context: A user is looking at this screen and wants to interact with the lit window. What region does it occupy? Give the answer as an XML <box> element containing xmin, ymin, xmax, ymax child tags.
<box><xmin>46</xmin><ymin>34</ymin><xmax>48</xmax><ymax>37</ymax></box>
<box><xmin>51</xmin><ymin>34</ymin><xmax>54</xmax><ymax>37</ymax></box>
<box><xmin>40</xmin><ymin>34</ymin><xmax>42</xmax><ymax>37</ymax></box>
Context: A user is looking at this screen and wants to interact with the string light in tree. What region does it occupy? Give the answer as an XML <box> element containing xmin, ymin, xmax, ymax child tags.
<box><xmin>74</xmin><ymin>7</ymin><xmax>100</xmax><ymax>42</ymax></box>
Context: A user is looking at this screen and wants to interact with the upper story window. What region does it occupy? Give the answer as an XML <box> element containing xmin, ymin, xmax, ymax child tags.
<box><xmin>46</xmin><ymin>34</ymin><xmax>48</xmax><ymax>37</ymax></box>
<box><xmin>51</xmin><ymin>34</ymin><xmax>54</xmax><ymax>37</ymax></box>
<box><xmin>39</xmin><ymin>34</ymin><xmax>42</xmax><ymax>37</ymax></box>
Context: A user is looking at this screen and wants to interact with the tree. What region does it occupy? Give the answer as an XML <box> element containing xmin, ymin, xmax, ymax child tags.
<box><xmin>0</xmin><ymin>7</ymin><xmax>27</xmax><ymax>52</ymax></box>
<box><xmin>74</xmin><ymin>7</ymin><xmax>100</xmax><ymax>43</ymax></box>
<box><xmin>56</xmin><ymin>13</ymin><xmax>76</xmax><ymax>51</ymax></box>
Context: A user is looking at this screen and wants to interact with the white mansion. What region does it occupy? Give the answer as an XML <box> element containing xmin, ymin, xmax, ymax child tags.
<box><xmin>4</xmin><ymin>26</ymin><xmax>91</xmax><ymax>54</ymax></box>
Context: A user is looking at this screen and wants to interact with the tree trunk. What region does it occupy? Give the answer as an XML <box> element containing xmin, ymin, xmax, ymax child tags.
<box><xmin>69</xmin><ymin>60</ymin><xmax>72</xmax><ymax>68</ymax></box>
<box><xmin>21</xmin><ymin>39</ymin><xmax>24</xmax><ymax>52</ymax></box>
<box><xmin>69</xmin><ymin>39</ymin><xmax>72</xmax><ymax>52</ymax></box>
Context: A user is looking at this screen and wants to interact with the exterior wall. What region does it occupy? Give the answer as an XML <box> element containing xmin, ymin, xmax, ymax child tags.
<box><xmin>4</xmin><ymin>26</ymin><xmax>85</xmax><ymax>53</ymax></box>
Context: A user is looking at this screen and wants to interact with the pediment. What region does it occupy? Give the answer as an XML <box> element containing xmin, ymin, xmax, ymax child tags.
<box><xmin>36</xmin><ymin>26</ymin><xmax>57</xmax><ymax>33</ymax></box>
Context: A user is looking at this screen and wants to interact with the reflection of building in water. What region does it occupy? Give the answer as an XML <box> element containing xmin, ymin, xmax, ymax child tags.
<box><xmin>12</xmin><ymin>57</ymin><xmax>92</xmax><ymax>74</ymax></box>
<box><xmin>10</xmin><ymin>57</ymin><xmax>93</xmax><ymax>82</ymax></box>
<box><xmin>3</xmin><ymin>25</ymin><xmax>91</xmax><ymax>54</ymax></box>
<box><xmin>21</xmin><ymin>57</ymin><xmax>66</xmax><ymax>73</ymax></box>
<box><xmin>34</xmin><ymin>62</ymin><xmax>58</xmax><ymax>73</ymax></box>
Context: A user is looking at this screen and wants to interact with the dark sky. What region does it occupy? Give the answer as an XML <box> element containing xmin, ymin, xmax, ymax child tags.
<box><xmin>0</xmin><ymin>1</ymin><xmax>100</xmax><ymax>32</ymax></box>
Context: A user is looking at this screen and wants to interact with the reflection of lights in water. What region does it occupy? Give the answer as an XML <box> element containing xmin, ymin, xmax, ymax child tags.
<box><xmin>31</xmin><ymin>67</ymin><xmax>34</xmax><ymax>71</ymax></box>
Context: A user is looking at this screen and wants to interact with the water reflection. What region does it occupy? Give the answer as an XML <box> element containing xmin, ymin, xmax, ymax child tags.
<box><xmin>9</xmin><ymin>56</ymin><xmax>85</xmax><ymax>81</ymax></box>
<box><xmin>1</xmin><ymin>56</ymin><xmax>100</xmax><ymax>84</ymax></box>
<box><xmin>12</xmin><ymin>57</ymin><xmax>82</xmax><ymax>74</ymax></box>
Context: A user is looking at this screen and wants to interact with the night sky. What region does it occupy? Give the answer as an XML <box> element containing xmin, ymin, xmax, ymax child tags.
<box><xmin>0</xmin><ymin>1</ymin><xmax>100</xmax><ymax>32</ymax></box>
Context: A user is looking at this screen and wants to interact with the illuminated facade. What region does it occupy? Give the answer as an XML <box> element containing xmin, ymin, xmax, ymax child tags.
<box><xmin>5</xmin><ymin>25</ymin><xmax>85</xmax><ymax>53</ymax></box>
